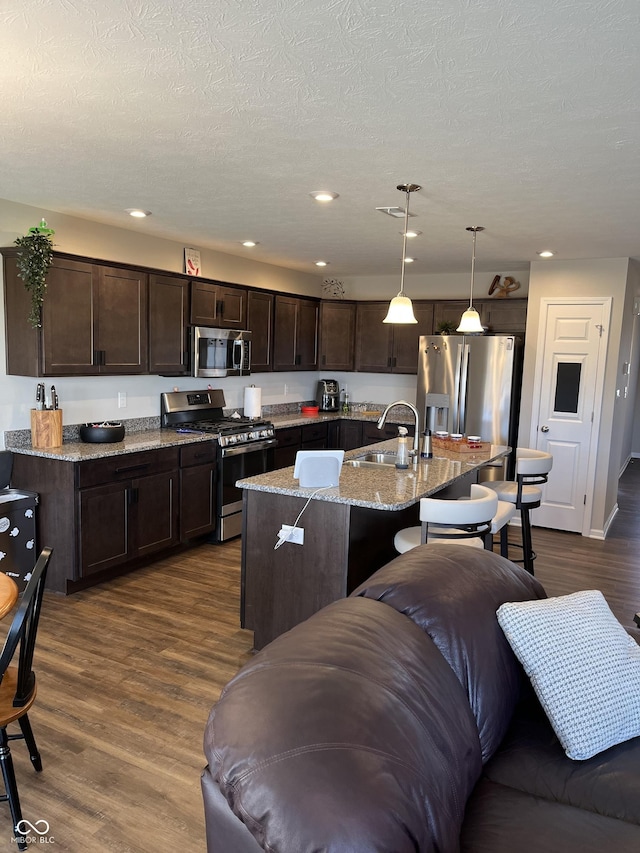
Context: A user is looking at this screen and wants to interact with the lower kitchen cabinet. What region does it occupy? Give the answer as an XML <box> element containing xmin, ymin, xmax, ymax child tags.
<box><xmin>179</xmin><ymin>442</ymin><xmax>217</xmax><ymax>540</ymax></box>
<box><xmin>11</xmin><ymin>443</ymin><xmax>219</xmax><ymax>593</ymax></box>
<box><xmin>78</xmin><ymin>449</ymin><xmax>179</xmax><ymax>577</ymax></box>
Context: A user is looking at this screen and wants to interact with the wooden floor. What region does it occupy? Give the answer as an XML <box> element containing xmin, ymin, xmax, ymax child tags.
<box><xmin>2</xmin><ymin>459</ymin><xmax>640</xmax><ymax>851</ymax></box>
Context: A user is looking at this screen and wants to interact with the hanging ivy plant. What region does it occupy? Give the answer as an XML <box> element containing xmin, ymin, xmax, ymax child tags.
<box><xmin>14</xmin><ymin>219</ymin><xmax>55</xmax><ymax>328</ymax></box>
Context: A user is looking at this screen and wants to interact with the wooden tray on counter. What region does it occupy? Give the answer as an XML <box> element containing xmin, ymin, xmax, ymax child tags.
<box><xmin>432</xmin><ymin>436</ymin><xmax>488</xmax><ymax>454</ymax></box>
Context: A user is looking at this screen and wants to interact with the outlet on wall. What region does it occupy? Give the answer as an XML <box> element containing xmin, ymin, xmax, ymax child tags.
<box><xmin>118</xmin><ymin>392</ymin><xmax>127</xmax><ymax>408</ymax></box>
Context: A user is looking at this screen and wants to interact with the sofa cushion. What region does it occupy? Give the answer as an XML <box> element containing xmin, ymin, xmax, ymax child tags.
<box><xmin>497</xmin><ymin>590</ymin><xmax>640</xmax><ymax>759</ymax></box>
<box><xmin>483</xmin><ymin>698</ymin><xmax>640</xmax><ymax>825</ymax></box>
<box><xmin>352</xmin><ymin>544</ymin><xmax>546</xmax><ymax>762</ymax></box>
<box><xmin>205</xmin><ymin>595</ymin><xmax>482</xmax><ymax>853</ymax></box>
<box><xmin>461</xmin><ymin>778</ymin><xmax>640</xmax><ymax>853</ymax></box>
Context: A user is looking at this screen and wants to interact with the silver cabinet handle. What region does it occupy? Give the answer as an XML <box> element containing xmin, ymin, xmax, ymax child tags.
<box><xmin>540</xmin><ymin>425</ymin><xmax>550</xmax><ymax>433</ymax></box>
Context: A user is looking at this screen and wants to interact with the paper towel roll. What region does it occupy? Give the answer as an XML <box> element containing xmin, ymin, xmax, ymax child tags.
<box><xmin>244</xmin><ymin>385</ymin><xmax>262</xmax><ymax>419</ymax></box>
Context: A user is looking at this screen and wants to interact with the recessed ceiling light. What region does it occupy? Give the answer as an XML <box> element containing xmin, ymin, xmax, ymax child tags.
<box><xmin>309</xmin><ymin>191</ymin><xmax>339</xmax><ymax>202</ymax></box>
<box><xmin>403</xmin><ymin>257</ymin><xmax>416</xmax><ymax>263</ymax></box>
<box><xmin>125</xmin><ymin>208</ymin><xmax>152</xmax><ymax>218</ymax></box>
<box><xmin>241</xmin><ymin>241</ymin><xmax>259</xmax><ymax>247</ymax></box>
<box><xmin>402</xmin><ymin>230</ymin><xmax>422</xmax><ymax>238</ymax></box>
<box><xmin>537</xmin><ymin>250</ymin><xmax>554</xmax><ymax>258</ymax></box>
<box><xmin>315</xmin><ymin>261</ymin><xmax>329</xmax><ymax>267</ymax></box>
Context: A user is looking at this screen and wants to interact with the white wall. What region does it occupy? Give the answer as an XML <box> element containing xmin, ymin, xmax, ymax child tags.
<box><xmin>520</xmin><ymin>257</ymin><xmax>635</xmax><ymax>536</ymax></box>
<box><xmin>342</xmin><ymin>269</ymin><xmax>529</xmax><ymax>302</ymax></box>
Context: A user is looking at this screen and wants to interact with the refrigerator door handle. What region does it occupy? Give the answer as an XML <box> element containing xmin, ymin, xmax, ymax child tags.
<box><xmin>452</xmin><ymin>342</ymin><xmax>464</xmax><ymax>435</ymax></box>
<box><xmin>458</xmin><ymin>343</ymin><xmax>470</xmax><ymax>435</ymax></box>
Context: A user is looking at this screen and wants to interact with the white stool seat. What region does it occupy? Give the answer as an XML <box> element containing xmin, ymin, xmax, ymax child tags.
<box><xmin>490</xmin><ymin>500</ymin><xmax>517</xmax><ymax>533</ymax></box>
<box><xmin>393</xmin><ymin>527</ymin><xmax>485</xmax><ymax>554</ymax></box>
<box><xmin>486</xmin><ymin>481</ymin><xmax>542</xmax><ymax>506</ymax></box>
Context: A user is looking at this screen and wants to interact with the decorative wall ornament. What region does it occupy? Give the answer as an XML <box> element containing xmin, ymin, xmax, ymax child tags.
<box><xmin>14</xmin><ymin>219</ymin><xmax>55</xmax><ymax>328</ymax></box>
<box><xmin>488</xmin><ymin>275</ymin><xmax>521</xmax><ymax>298</ymax></box>
<box><xmin>184</xmin><ymin>247</ymin><xmax>201</xmax><ymax>276</ymax></box>
<box><xmin>322</xmin><ymin>278</ymin><xmax>345</xmax><ymax>299</ymax></box>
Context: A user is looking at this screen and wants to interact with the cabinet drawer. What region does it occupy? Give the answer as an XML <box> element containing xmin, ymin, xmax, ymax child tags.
<box><xmin>78</xmin><ymin>447</ymin><xmax>179</xmax><ymax>488</ymax></box>
<box><xmin>301</xmin><ymin>422</ymin><xmax>328</xmax><ymax>443</ymax></box>
<box><xmin>180</xmin><ymin>441</ymin><xmax>217</xmax><ymax>468</ymax></box>
<box><xmin>275</xmin><ymin>427</ymin><xmax>302</xmax><ymax>448</ymax></box>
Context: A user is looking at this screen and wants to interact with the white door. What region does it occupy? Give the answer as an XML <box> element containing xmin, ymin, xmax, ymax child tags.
<box><xmin>530</xmin><ymin>299</ymin><xmax>610</xmax><ymax>533</ymax></box>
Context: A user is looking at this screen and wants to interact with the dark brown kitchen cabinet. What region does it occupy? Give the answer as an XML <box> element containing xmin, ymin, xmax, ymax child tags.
<box><xmin>78</xmin><ymin>448</ymin><xmax>179</xmax><ymax>577</ymax></box>
<box><xmin>148</xmin><ymin>273</ymin><xmax>190</xmax><ymax>375</ymax></box>
<box><xmin>319</xmin><ymin>301</ymin><xmax>356</xmax><ymax>371</ymax></box>
<box><xmin>273</xmin><ymin>426</ymin><xmax>302</xmax><ymax>469</ymax></box>
<box><xmin>355</xmin><ymin>301</ymin><xmax>433</xmax><ymax>373</ymax></box>
<box><xmin>301</xmin><ymin>422</ymin><xmax>328</xmax><ymax>448</ymax></box>
<box><xmin>247</xmin><ymin>290</ymin><xmax>274</xmax><ymax>372</ymax></box>
<box><xmin>478</xmin><ymin>298</ymin><xmax>527</xmax><ymax>334</ymax></box>
<box><xmin>433</xmin><ymin>301</ymin><xmax>468</xmax><ymax>333</ymax></box>
<box><xmin>337</xmin><ymin>420</ymin><xmax>363</xmax><ymax>451</ymax></box>
<box><xmin>179</xmin><ymin>442</ymin><xmax>217</xmax><ymax>540</ymax></box>
<box><xmin>273</xmin><ymin>295</ymin><xmax>319</xmax><ymax>371</ymax></box>
<box><xmin>361</xmin><ymin>421</ymin><xmax>415</xmax><ymax>444</ymax></box>
<box><xmin>2</xmin><ymin>250</ymin><xmax>148</xmax><ymax>376</ymax></box>
<box><xmin>190</xmin><ymin>280</ymin><xmax>247</xmax><ymax>328</ymax></box>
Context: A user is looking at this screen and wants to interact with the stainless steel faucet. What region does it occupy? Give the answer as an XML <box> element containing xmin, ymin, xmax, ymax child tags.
<box><xmin>377</xmin><ymin>400</ymin><xmax>420</xmax><ymax>455</ymax></box>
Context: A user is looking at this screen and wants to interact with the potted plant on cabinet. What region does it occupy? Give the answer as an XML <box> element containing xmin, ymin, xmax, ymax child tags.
<box><xmin>14</xmin><ymin>219</ymin><xmax>55</xmax><ymax>328</ymax></box>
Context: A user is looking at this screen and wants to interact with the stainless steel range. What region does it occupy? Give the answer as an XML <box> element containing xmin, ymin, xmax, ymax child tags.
<box><xmin>161</xmin><ymin>389</ymin><xmax>276</xmax><ymax>542</ymax></box>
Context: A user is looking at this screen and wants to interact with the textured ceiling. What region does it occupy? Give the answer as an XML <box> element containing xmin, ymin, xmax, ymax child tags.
<box><xmin>1</xmin><ymin>0</ymin><xmax>638</xmax><ymax>275</ymax></box>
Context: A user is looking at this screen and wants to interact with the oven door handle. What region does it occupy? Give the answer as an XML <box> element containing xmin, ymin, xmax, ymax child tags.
<box><xmin>220</xmin><ymin>438</ymin><xmax>276</xmax><ymax>457</ymax></box>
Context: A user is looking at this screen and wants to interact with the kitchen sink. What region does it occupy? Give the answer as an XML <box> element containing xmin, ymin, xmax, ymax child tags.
<box><xmin>345</xmin><ymin>452</ymin><xmax>398</xmax><ymax>469</ymax></box>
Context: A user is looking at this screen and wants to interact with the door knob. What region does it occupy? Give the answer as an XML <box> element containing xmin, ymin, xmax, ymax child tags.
<box><xmin>540</xmin><ymin>425</ymin><xmax>550</xmax><ymax>433</ymax></box>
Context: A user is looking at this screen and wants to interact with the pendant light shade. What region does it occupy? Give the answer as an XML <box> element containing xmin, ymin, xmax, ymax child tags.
<box><xmin>457</xmin><ymin>226</ymin><xmax>485</xmax><ymax>334</ymax></box>
<box><xmin>383</xmin><ymin>183</ymin><xmax>420</xmax><ymax>324</ymax></box>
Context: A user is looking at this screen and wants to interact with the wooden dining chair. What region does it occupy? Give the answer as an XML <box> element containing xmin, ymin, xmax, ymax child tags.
<box><xmin>0</xmin><ymin>546</ymin><xmax>52</xmax><ymax>851</ymax></box>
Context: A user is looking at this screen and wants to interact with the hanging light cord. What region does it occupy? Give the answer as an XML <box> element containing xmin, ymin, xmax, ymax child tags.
<box><xmin>466</xmin><ymin>225</ymin><xmax>484</xmax><ymax>309</ymax></box>
<box><xmin>399</xmin><ymin>187</ymin><xmax>410</xmax><ymax>296</ymax></box>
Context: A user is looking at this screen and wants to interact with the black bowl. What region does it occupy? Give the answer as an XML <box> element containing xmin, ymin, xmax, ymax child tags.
<box><xmin>79</xmin><ymin>422</ymin><xmax>125</xmax><ymax>443</ymax></box>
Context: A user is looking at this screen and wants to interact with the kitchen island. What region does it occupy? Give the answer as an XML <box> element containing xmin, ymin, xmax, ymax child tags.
<box><xmin>239</xmin><ymin>439</ymin><xmax>510</xmax><ymax>649</ymax></box>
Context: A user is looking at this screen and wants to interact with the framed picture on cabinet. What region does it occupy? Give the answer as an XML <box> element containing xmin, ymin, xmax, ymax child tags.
<box><xmin>184</xmin><ymin>247</ymin><xmax>201</xmax><ymax>276</ymax></box>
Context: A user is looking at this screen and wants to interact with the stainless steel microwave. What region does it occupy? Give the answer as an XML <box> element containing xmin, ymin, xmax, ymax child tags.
<box><xmin>191</xmin><ymin>327</ymin><xmax>252</xmax><ymax>378</ymax></box>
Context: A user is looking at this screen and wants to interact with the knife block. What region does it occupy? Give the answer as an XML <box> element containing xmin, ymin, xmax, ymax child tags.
<box><xmin>31</xmin><ymin>409</ymin><xmax>63</xmax><ymax>449</ymax></box>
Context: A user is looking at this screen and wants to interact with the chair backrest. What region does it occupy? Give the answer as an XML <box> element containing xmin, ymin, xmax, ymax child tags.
<box><xmin>516</xmin><ymin>448</ymin><xmax>553</xmax><ymax>478</ymax></box>
<box><xmin>0</xmin><ymin>546</ymin><xmax>52</xmax><ymax>708</ymax></box>
<box><xmin>419</xmin><ymin>484</ymin><xmax>498</xmax><ymax>526</ymax></box>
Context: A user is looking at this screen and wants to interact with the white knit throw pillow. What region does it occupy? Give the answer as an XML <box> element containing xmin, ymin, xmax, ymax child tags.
<box><xmin>497</xmin><ymin>590</ymin><xmax>640</xmax><ymax>760</ymax></box>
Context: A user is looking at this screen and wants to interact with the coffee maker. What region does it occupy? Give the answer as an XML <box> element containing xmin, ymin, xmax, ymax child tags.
<box><xmin>316</xmin><ymin>379</ymin><xmax>340</xmax><ymax>411</ymax></box>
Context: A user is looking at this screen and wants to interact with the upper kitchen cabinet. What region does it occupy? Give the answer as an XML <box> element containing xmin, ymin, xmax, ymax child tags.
<box><xmin>148</xmin><ymin>273</ymin><xmax>190</xmax><ymax>376</ymax></box>
<box><xmin>190</xmin><ymin>280</ymin><xmax>247</xmax><ymax>329</ymax></box>
<box><xmin>319</xmin><ymin>301</ymin><xmax>356</xmax><ymax>371</ymax></box>
<box><xmin>433</xmin><ymin>298</ymin><xmax>527</xmax><ymax>336</ymax></box>
<box><xmin>478</xmin><ymin>298</ymin><xmax>527</xmax><ymax>335</ymax></box>
<box><xmin>3</xmin><ymin>250</ymin><xmax>148</xmax><ymax>376</ymax></box>
<box><xmin>273</xmin><ymin>294</ymin><xmax>319</xmax><ymax>371</ymax></box>
<box><xmin>246</xmin><ymin>289</ymin><xmax>274</xmax><ymax>373</ymax></box>
<box><xmin>355</xmin><ymin>301</ymin><xmax>433</xmax><ymax>373</ymax></box>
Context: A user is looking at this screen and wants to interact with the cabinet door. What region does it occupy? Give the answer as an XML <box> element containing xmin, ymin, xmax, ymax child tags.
<box><xmin>148</xmin><ymin>273</ymin><xmax>190</xmax><ymax>375</ymax></box>
<box><xmin>297</xmin><ymin>298</ymin><xmax>319</xmax><ymax>370</ymax></box>
<box><xmin>355</xmin><ymin>303</ymin><xmax>393</xmax><ymax>372</ymax></box>
<box><xmin>42</xmin><ymin>257</ymin><xmax>99</xmax><ymax>375</ymax></box>
<box><xmin>97</xmin><ymin>266</ymin><xmax>148</xmax><ymax>373</ymax></box>
<box><xmin>274</xmin><ymin>426</ymin><xmax>301</xmax><ymax>469</ymax></box>
<box><xmin>79</xmin><ymin>481</ymin><xmax>130</xmax><ymax>576</ymax></box>
<box><xmin>190</xmin><ymin>281</ymin><xmax>247</xmax><ymax>328</ymax></box>
<box><xmin>218</xmin><ymin>285</ymin><xmax>247</xmax><ymax>328</ymax></box>
<box><xmin>247</xmin><ymin>290</ymin><xmax>274</xmax><ymax>372</ymax></box>
<box><xmin>433</xmin><ymin>301</ymin><xmax>468</xmax><ymax>333</ymax></box>
<box><xmin>338</xmin><ymin>420</ymin><xmax>363</xmax><ymax>450</ymax></box>
<box><xmin>319</xmin><ymin>301</ymin><xmax>356</xmax><ymax>371</ymax></box>
<box><xmin>132</xmin><ymin>470</ymin><xmax>179</xmax><ymax>557</ymax></box>
<box><xmin>273</xmin><ymin>295</ymin><xmax>298</xmax><ymax>370</ymax></box>
<box><xmin>180</xmin><ymin>463</ymin><xmax>216</xmax><ymax>540</ymax></box>
<box><xmin>479</xmin><ymin>298</ymin><xmax>527</xmax><ymax>334</ymax></box>
<box><xmin>392</xmin><ymin>302</ymin><xmax>435</xmax><ymax>373</ymax></box>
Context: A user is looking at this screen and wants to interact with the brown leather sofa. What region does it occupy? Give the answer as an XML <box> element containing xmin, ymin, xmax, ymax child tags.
<box><xmin>202</xmin><ymin>544</ymin><xmax>640</xmax><ymax>852</ymax></box>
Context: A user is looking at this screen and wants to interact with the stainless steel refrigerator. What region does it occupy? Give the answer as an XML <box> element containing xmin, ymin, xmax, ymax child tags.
<box><xmin>416</xmin><ymin>335</ymin><xmax>522</xmax><ymax>478</ymax></box>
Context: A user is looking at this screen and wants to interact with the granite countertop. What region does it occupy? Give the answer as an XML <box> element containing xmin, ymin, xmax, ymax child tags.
<box><xmin>237</xmin><ymin>440</ymin><xmax>510</xmax><ymax>511</ymax></box>
<box><xmin>4</xmin><ymin>428</ymin><xmax>213</xmax><ymax>463</ymax></box>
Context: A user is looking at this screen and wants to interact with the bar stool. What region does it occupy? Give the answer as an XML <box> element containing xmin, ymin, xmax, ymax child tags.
<box><xmin>393</xmin><ymin>484</ymin><xmax>499</xmax><ymax>554</ymax></box>
<box><xmin>484</xmin><ymin>448</ymin><xmax>553</xmax><ymax>575</ymax></box>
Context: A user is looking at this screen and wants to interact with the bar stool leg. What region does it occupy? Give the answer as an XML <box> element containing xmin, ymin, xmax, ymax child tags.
<box><xmin>520</xmin><ymin>508</ymin><xmax>535</xmax><ymax>574</ymax></box>
<box><xmin>499</xmin><ymin>524</ymin><xmax>510</xmax><ymax>558</ymax></box>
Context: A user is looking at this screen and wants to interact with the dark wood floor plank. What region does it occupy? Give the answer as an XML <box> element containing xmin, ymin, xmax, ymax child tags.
<box><xmin>0</xmin><ymin>465</ymin><xmax>638</xmax><ymax>849</ymax></box>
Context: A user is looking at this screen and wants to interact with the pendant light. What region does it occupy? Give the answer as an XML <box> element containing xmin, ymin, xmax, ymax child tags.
<box><xmin>383</xmin><ymin>183</ymin><xmax>420</xmax><ymax>324</ymax></box>
<box><xmin>457</xmin><ymin>226</ymin><xmax>485</xmax><ymax>334</ymax></box>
